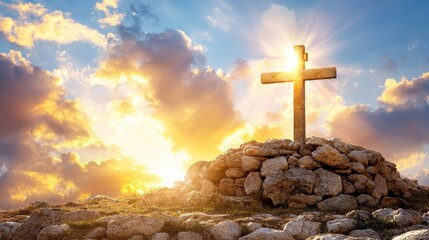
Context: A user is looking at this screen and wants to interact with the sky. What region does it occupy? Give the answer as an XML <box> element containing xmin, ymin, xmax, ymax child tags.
<box><xmin>0</xmin><ymin>0</ymin><xmax>429</xmax><ymax>209</ymax></box>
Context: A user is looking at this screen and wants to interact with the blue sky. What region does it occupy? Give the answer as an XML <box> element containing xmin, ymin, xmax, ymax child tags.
<box><xmin>0</xmin><ymin>0</ymin><xmax>429</xmax><ymax>209</ymax></box>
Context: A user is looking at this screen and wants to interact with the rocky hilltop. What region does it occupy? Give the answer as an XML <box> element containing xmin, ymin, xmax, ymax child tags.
<box><xmin>185</xmin><ymin>137</ymin><xmax>420</xmax><ymax>211</ymax></box>
<box><xmin>1</xmin><ymin>137</ymin><xmax>429</xmax><ymax>240</ymax></box>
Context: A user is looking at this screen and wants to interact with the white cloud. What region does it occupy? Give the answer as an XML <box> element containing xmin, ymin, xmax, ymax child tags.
<box><xmin>95</xmin><ymin>0</ymin><xmax>124</xmax><ymax>27</ymax></box>
<box><xmin>0</xmin><ymin>2</ymin><xmax>107</xmax><ymax>48</ymax></box>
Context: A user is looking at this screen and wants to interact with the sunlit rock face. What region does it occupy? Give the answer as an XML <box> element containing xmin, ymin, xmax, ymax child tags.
<box><xmin>184</xmin><ymin>137</ymin><xmax>421</xmax><ymax>210</ymax></box>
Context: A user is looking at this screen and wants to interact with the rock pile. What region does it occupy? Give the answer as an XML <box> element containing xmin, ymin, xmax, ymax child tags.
<box><xmin>185</xmin><ymin>137</ymin><xmax>420</xmax><ymax>210</ymax></box>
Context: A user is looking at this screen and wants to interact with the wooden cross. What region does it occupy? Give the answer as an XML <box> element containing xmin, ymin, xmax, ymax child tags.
<box><xmin>261</xmin><ymin>45</ymin><xmax>337</xmax><ymax>143</ymax></box>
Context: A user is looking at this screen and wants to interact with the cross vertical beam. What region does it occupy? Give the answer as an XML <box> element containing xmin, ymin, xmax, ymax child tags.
<box><xmin>293</xmin><ymin>45</ymin><xmax>306</xmax><ymax>143</ymax></box>
<box><xmin>261</xmin><ymin>45</ymin><xmax>336</xmax><ymax>143</ymax></box>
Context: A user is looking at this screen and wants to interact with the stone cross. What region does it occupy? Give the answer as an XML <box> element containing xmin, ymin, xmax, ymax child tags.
<box><xmin>261</xmin><ymin>45</ymin><xmax>337</xmax><ymax>143</ymax></box>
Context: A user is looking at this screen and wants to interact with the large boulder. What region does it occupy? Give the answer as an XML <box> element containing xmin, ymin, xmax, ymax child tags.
<box><xmin>312</xmin><ymin>145</ymin><xmax>350</xmax><ymax>169</ymax></box>
<box><xmin>239</xmin><ymin>228</ymin><xmax>293</xmax><ymax>240</ymax></box>
<box><xmin>260</xmin><ymin>156</ymin><xmax>288</xmax><ymax>177</ymax></box>
<box><xmin>209</xmin><ymin>221</ymin><xmax>242</xmax><ymax>240</ymax></box>
<box><xmin>284</xmin><ymin>168</ymin><xmax>316</xmax><ymax>194</ymax></box>
<box><xmin>244</xmin><ymin>172</ymin><xmax>262</xmax><ymax>195</ymax></box>
<box><xmin>37</xmin><ymin>224</ymin><xmax>71</xmax><ymax>240</ymax></box>
<box><xmin>243</xmin><ymin>146</ymin><xmax>278</xmax><ymax>157</ymax></box>
<box><xmin>317</xmin><ymin>194</ymin><xmax>358</xmax><ymax>212</ymax></box>
<box><xmin>283</xmin><ymin>215</ymin><xmax>321</xmax><ymax>240</ymax></box>
<box><xmin>0</xmin><ymin>222</ymin><xmax>20</xmax><ymax>240</ymax></box>
<box><xmin>106</xmin><ymin>214</ymin><xmax>164</xmax><ymax>240</ymax></box>
<box><xmin>242</xmin><ymin>156</ymin><xmax>261</xmax><ymax>172</ymax></box>
<box><xmin>313</xmin><ymin>168</ymin><xmax>342</xmax><ymax>197</ymax></box>
<box><xmin>392</xmin><ymin>229</ymin><xmax>429</xmax><ymax>240</ymax></box>
<box><xmin>326</xmin><ymin>217</ymin><xmax>356</xmax><ymax>234</ymax></box>
<box><xmin>348</xmin><ymin>229</ymin><xmax>380</xmax><ymax>239</ymax></box>
<box><xmin>12</xmin><ymin>208</ymin><xmax>63</xmax><ymax>240</ymax></box>
<box><xmin>262</xmin><ymin>171</ymin><xmax>294</xmax><ymax>205</ymax></box>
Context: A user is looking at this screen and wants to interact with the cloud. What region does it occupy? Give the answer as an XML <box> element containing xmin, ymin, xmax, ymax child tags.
<box><xmin>0</xmin><ymin>2</ymin><xmax>107</xmax><ymax>48</ymax></box>
<box><xmin>206</xmin><ymin>3</ymin><xmax>236</xmax><ymax>31</ymax></box>
<box><xmin>330</xmin><ymin>73</ymin><xmax>429</xmax><ymax>164</ymax></box>
<box><xmin>0</xmin><ymin>51</ymin><xmax>158</xmax><ymax>209</ymax></box>
<box><xmin>378</xmin><ymin>72</ymin><xmax>429</xmax><ymax>109</ymax></box>
<box><xmin>93</xmin><ymin>27</ymin><xmax>244</xmax><ymax>162</ymax></box>
<box><xmin>95</xmin><ymin>0</ymin><xmax>124</xmax><ymax>27</ymax></box>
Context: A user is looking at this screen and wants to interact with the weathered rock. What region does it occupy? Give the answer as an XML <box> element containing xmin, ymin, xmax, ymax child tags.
<box><xmin>381</xmin><ymin>197</ymin><xmax>405</xmax><ymax>208</ymax></box>
<box><xmin>185</xmin><ymin>161</ymin><xmax>208</xmax><ymax>181</ymax></box>
<box><xmin>392</xmin><ymin>229</ymin><xmax>429</xmax><ymax>240</ymax></box>
<box><xmin>209</xmin><ymin>221</ymin><xmax>242</xmax><ymax>240</ymax></box>
<box><xmin>219</xmin><ymin>178</ymin><xmax>236</xmax><ymax>196</ymax></box>
<box><xmin>306</xmin><ymin>137</ymin><xmax>331</xmax><ymax>146</ymax></box>
<box><xmin>317</xmin><ymin>194</ymin><xmax>358</xmax><ymax>212</ymax></box>
<box><xmin>239</xmin><ymin>228</ymin><xmax>293</xmax><ymax>240</ymax></box>
<box><xmin>37</xmin><ymin>224</ymin><xmax>71</xmax><ymax>240</ymax></box>
<box><xmin>177</xmin><ymin>231</ymin><xmax>203</xmax><ymax>240</ymax></box>
<box><xmin>200</xmin><ymin>179</ymin><xmax>216</xmax><ymax>195</ymax></box>
<box><xmin>387</xmin><ymin>178</ymin><xmax>408</xmax><ymax>196</ymax></box>
<box><xmin>346</xmin><ymin>210</ymin><xmax>372</xmax><ymax>221</ymax></box>
<box><xmin>348</xmin><ymin>174</ymin><xmax>374</xmax><ymax>193</ymax></box>
<box><xmin>84</xmin><ymin>226</ymin><xmax>107</xmax><ymax>239</ymax></box>
<box><xmin>300</xmin><ymin>144</ymin><xmax>316</xmax><ymax>156</ymax></box>
<box><xmin>245</xmin><ymin>222</ymin><xmax>262</xmax><ymax>233</ymax></box>
<box><xmin>260</xmin><ymin>156</ymin><xmax>288</xmax><ymax>177</ymax></box>
<box><xmin>12</xmin><ymin>208</ymin><xmax>63</xmax><ymax>240</ymax></box>
<box><xmin>313</xmin><ymin>168</ymin><xmax>342</xmax><ymax>197</ymax></box>
<box><xmin>242</xmin><ymin>156</ymin><xmax>262</xmax><ymax>172</ymax></box>
<box><xmin>376</xmin><ymin>162</ymin><xmax>392</xmax><ymax>178</ymax></box>
<box><xmin>0</xmin><ymin>222</ymin><xmax>20</xmax><ymax>240</ymax></box>
<box><xmin>348</xmin><ymin>229</ymin><xmax>381</xmax><ymax>239</ymax></box>
<box><xmin>356</xmin><ymin>194</ymin><xmax>377</xmax><ymax>207</ymax></box>
<box><xmin>332</xmin><ymin>138</ymin><xmax>351</xmax><ymax>154</ymax></box>
<box><xmin>305</xmin><ymin>233</ymin><xmax>352</xmax><ymax>240</ymax></box>
<box><xmin>151</xmin><ymin>232</ymin><xmax>170</xmax><ymax>240</ymax></box>
<box><xmin>283</xmin><ymin>215</ymin><xmax>321</xmax><ymax>240</ymax></box>
<box><xmin>225</xmin><ymin>167</ymin><xmax>246</xmax><ymax>178</ymax></box>
<box><xmin>285</xmin><ymin>168</ymin><xmax>316</xmax><ymax>194</ymax></box>
<box><xmin>128</xmin><ymin>235</ymin><xmax>145</xmax><ymax>240</ymax></box>
<box><xmin>391</xmin><ymin>208</ymin><xmax>422</xmax><ymax>227</ymax></box>
<box><xmin>298</xmin><ymin>156</ymin><xmax>321</xmax><ymax>169</ymax></box>
<box><xmin>60</xmin><ymin>210</ymin><xmax>100</xmax><ymax>223</ymax></box>
<box><xmin>312</xmin><ymin>145</ymin><xmax>350</xmax><ymax>169</ymax></box>
<box><xmin>349</xmin><ymin>162</ymin><xmax>365</xmax><ymax>173</ymax></box>
<box><xmin>372</xmin><ymin>208</ymin><xmax>394</xmax><ymax>222</ymax></box>
<box><xmin>243</xmin><ymin>146</ymin><xmax>278</xmax><ymax>157</ymax></box>
<box><xmin>288</xmin><ymin>194</ymin><xmax>322</xmax><ymax>206</ymax></box>
<box><xmin>342</xmin><ymin>178</ymin><xmax>356</xmax><ymax>194</ymax></box>
<box><xmin>371</xmin><ymin>174</ymin><xmax>388</xmax><ymax>202</ymax></box>
<box><xmin>262</xmin><ymin>172</ymin><xmax>293</xmax><ymax>205</ymax></box>
<box><xmin>226</xmin><ymin>152</ymin><xmax>243</xmax><ymax>168</ymax></box>
<box><xmin>366</xmin><ymin>166</ymin><xmax>378</xmax><ymax>175</ymax></box>
<box><xmin>288</xmin><ymin>155</ymin><xmax>299</xmax><ymax>165</ymax></box>
<box><xmin>106</xmin><ymin>214</ymin><xmax>164</xmax><ymax>240</ymax></box>
<box><xmin>244</xmin><ymin>172</ymin><xmax>262</xmax><ymax>195</ymax></box>
<box><xmin>235</xmin><ymin>178</ymin><xmax>247</xmax><ymax>196</ymax></box>
<box><xmin>347</xmin><ymin>150</ymin><xmax>369</xmax><ymax>166</ymax></box>
<box><xmin>326</xmin><ymin>217</ymin><xmax>356</xmax><ymax>234</ymax></box>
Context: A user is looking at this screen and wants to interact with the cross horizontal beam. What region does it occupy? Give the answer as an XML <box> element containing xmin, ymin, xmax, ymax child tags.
<box><xmin>261</xmin><ymin>67</ymin><xmax>337</xmax><ymax>84</ymax></box>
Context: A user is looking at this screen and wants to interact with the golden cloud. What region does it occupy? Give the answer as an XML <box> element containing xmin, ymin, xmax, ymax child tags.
<box><xmin>0</xmin><ymin>51</ymin><xmax>159</xmax><ymax>209</ymax></box>
<box><xmin>0</xmin><ymin>2</ymin><xmax>107</xmax><ymax>48</ymax></box>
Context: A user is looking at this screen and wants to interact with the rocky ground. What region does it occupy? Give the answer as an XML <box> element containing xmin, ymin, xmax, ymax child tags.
<box><xmin>1</xmin><ymin>137</ymin><xmax>429</xmax><ymax>240</ymax></box>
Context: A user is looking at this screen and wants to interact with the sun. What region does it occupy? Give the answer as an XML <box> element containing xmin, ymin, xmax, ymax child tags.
<box><xmin>155</xmin><ymin>166</ymin><xmax>186</xmax><ymax>187</ymax></box>
<box><xmin>284</xmin><ymin>46</ymin><xmax>299</xmax><ymax>71</ymax></box>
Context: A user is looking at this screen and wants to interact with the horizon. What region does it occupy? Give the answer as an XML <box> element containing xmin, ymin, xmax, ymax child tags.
<box><xmin>0</xmin><ymin>0</ymin><xmax>429</xmax><ymax>210</ymax></box>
